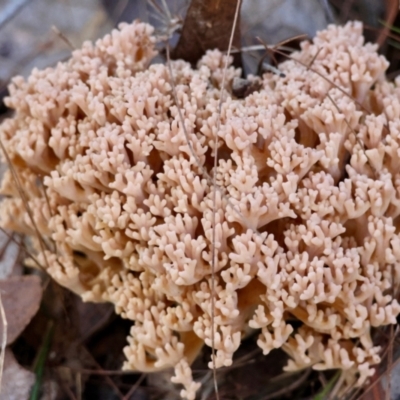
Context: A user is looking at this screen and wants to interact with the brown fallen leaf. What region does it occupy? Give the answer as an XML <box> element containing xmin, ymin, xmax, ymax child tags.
<box><xmin>0</xmin><ymin>275</ymin><xmax>42</xmax><ymax>344</ymax></box>
<box><xmin>0</xmin><ymin>348</ymin><xmax>35</xmax><ymax>400</ymax></box>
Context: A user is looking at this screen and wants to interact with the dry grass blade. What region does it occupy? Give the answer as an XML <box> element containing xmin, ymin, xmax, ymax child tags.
<box><xmin>56</xmin><ymin>370</ymin><xmax>78</xmax><ymax>400</ymax></box>
<box><xmin>307</xmin><ymin>47</ymin><xmax>323</xmax><ymax>70</ymax></box>
<box><xmin>52</xmin><ymin>25</ymin><xmax>75</xmax><ymax>50</ymax></box>
<box><xmin>85</xmin><ymin>351</ymin><xmax>124</xmax><ymax>399</ymax></box>
<box><xmin>122</xmin><ymin>373</ymin><xmax>146</xmax><ymax>400</ymax></box>
<box><xmin>210</xmin><ymin>1</ymin><xmax>242</xmax><ymax>398</ymax></box>
<box><xmin>376</xmin><ymin>0</ymin><xmax>400</xmax><ymax>47</ymax></box>
<box><xmin>357</xmin><ymin>333</ymin><xmax>397</xmax><ymax>399</ymax></box>
<box><xmin>68</xmin><ymin>368</ymin><xmax>138</xmax><ymax>376</ymax></box>
<box><xmin>38</xmin><ymin>176</ymin><xmax>58</xmax><ymax>255</ymax></box>
<box><xmin>261</xmin><ymin>369</ymin><xmax>311</xmax><ymax>400</ymax></box>
<box><xmin>325</xmin><ymin>93</ymin><xmax>368</xmax><ymax>153</ymax></box>
<box><xmin>76</xmin><ymin>372</ymin><xmax>82</xmax><ymax>400</ymax></box>
<box><xmin>148</xmin><ymin>0</ymin><xmax>167</xmax><ymax>18</ymax></box>
<box><xmin>0</xmin><ymin>140</ymin><xmax>51</xmax><ymax>270</ymax></box>
<box><xmin>365</xmin><ymin>24</ymin><xmax>400</xmax><ymax>45</ymax></box>
<box><xmin>164</xmin><ymin>44</ymin><xmax>264</xmax><ymax>236</ymax></box>
<box><xmin>261</xmin><ymin>41</ymin><xmax>372</xmax><ymax>114</ymax></box>
<box><xmin>327</xmin><ymin>372</ymin><xmax>345</xmax><ymax>400</ymax></box>
<box><xmin>0</xmin><ymin>292</ymin><xmax>7</xmax><ymax>394</ymax></box>
<box><xmin>0</xmin><ymin>227</ymin><xmax>42</xmax><ymax>269</ymax></box>
<box><xmin>257</xmin><ymin>34</ymin><xmax>308</xmax><ymax>73</ymax></box>
<box><xmin>276</xmin><ymin>34</ymin><xmax>308</xmax><ymax>47</ymax></box>
<box><xmin>270</xmin><ymin>38</ymin><xmax>395</xmax><ymax>142</ymax></box>
<box><xmin>385</xmin><ymin>324</ymin><xmax>394</xmax><ymax>400</ymax></box>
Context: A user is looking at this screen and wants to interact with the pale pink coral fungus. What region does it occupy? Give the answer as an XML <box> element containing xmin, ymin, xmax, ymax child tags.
<box><xmin>0</xmin><ymin>19</ymin><xmax>399</xmax><ymax>399</ymax></box>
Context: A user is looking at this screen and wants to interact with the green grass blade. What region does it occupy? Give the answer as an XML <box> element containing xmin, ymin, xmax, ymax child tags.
<box><xmin>29</xmin><ymin>320</ymin><xmax>54</xmax><ymax>400</ymax></box>
<box><xmin>313</xmin><ymin>371</ymin><xmax>341</xmax><ymax>400</ymax></box>
<box><xmin>379</xmin><ymin>20</ymin><xmax>400</xmax><ymax>35</ymax></box>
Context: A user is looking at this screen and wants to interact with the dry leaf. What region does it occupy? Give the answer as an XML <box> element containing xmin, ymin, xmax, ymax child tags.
<box><xmin>0</xmin><ymin>275</ymin><xmax>42</xmax><ymax>344</ymax></box>
<box><xmin>0</xmin><ymin>349</ymin><xmax>35</xmax><ymax>400</ymax></box>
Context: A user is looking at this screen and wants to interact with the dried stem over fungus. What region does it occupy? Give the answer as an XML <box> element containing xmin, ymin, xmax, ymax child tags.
<box><xmin>0</xmin><ymin>20</ymin><xmax>399</xmax><ymax>399</ymax></box>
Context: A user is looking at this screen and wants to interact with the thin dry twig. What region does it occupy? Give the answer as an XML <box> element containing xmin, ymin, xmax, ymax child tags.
<box><xmin>346</xmin><ymin>330</ymin><xmax>399</xmax><ymax>400</ymax></box>
<box><xmin>307</xmin><ymin>47</ymin><xmax>323</xmax><ymax>70</ymax></box>
<box><xmin>84</xmin><ymin>350</ymin><xmax>124</xmax><ymax>399</ymax></box>
<box><xmin>164</xmin><ymin>45</ymin><xmax>266</xmax><ymax>236</ymax></box>
<box><xmin>0</xmin><ymin>140</ymin><xmax>51</xmax><ymax>270</ymax></box>
<box><xmin>67</xmin><ymin>368</ymin><xmax>139</xmax><ymax>376</ymax></box>
<box><xmin>0</xmin><ymin>227</ymin><xmax>42</xmax><ymax>269</ymax></box>
<box><xmin>0</xmin><ymin>292</ymin><xmax>7</xmax><ymax>393</ymax></box>
<box><xmin>210</xmin><ymin>1</ymin><xmax>242</xmax><ymax>398</ymax></box>
<box><xmin>0</xmin><ymin>231</ymin><xmax>14</xmax><ymax>260</ymax></box>
<box><xmin>38</xmin><ymin>175</ymin><xmax>58</xmax><ymax>255</ymax></box>
<box><xmin>52</xmin><ymin>25</ymin><xmax>75</xmax><ymax>50</ymax></box>
<box><xmin>386</xmin><ymin>324</ymin><xmax>394</xmax><ymax>400</ymax></box>
<box><xmin>328</xmin><ymin>371</ymin><xmax>345</xmax><ymax>400</ymax></box>
<box><xmin>75</xmin><ymin>306</ymin><xmax>114</xmax><ymax>345</ymax></box>
<box><xmin>76</xmin><ymin>372</ymin><xmax>82</xmax><ymax>400</ymax></box>
<box><xmin>262</xmin><ymin>368</ymin><xmax>311</xmax><ymax>400</ymax></box>
<box><xmin>122</xmin><ymin>373</ymin><xmax>146</xmax><ymax>400</ymax></box>
<box><xmin>56</xmin><ymin>367</ymin><xmax>79</xmax><ymax>400</ymax></box>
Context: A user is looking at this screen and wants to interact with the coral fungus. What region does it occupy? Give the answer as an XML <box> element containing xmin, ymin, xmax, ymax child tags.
<box><xmin>1</xmin><ymin>20</ymin><xmax>400</xmax><ymax>399</ymax></box>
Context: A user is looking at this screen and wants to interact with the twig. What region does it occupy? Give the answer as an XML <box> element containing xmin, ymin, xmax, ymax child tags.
<box><xmin>122</xmin><ymin>373</ymin><xmax>146</xmax><ymax>400</ymax></box>
<box><xmin>0</xmin><ymin>292</ymin><xmax>7</xmax><ymax>394</ymax></box>
<box><xmin>0</xmin><ymin>227</ymin><xmax>42</xmax><ymax>269</ymax></box>
<box><xmin>52</xmin><ymin>26</ymin><xmax>75</xmax><ymax>50</ymax></box>
<box><xmin>84</xmin><ymin>350</ymin><xmax>124</xmax><ymax>399</ymax></box>
<box><xmin>0</xmin><ymin>140</ymin><xmax>51</xmax><ymax>270</ymax></box>
<box><xmin>57</xmin><ymin>372</ymin><xmax>78</xmax><ymax>400</ymax></box>
<box><xmin>0</xmin><ymin>231</ymin><xmax>14</xmax><ymax>260</ymax></box>
<box><xmin>75</xmin><ymin>306</ymin><xmax>114</xmax><ymax>345</ymax></box>
<box><xmin>76</xmin><ymin>372</ymin><xmax>82</xmax><ymax>400</ymax></box>
<box><xmin>328</xmin><ymin>371</ymin><xmax>345</xmax><ymax>400</ymax></box>
<box><xmin>66</xmin><ymin>367</ymin><xmax>139</xmax><ymax>376</ymax></box>
<box><xmin>230</xmin><ymin>44</ymin><xmax>297</xmax><ymax>53</ymax></box>
<box><xmin>211</xmin><ymin>2</ymin><xmax>242</xmax><ymax>398</ymax></box>
<box><xmin>262</xmin><ymin>369</ymin><xmax>311</xmax><ymax>400</ymax></box>
<box><xmin>267</xmin><ymin>44</ymin><xmax>371</xmax><ymax>114</ymax></box>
